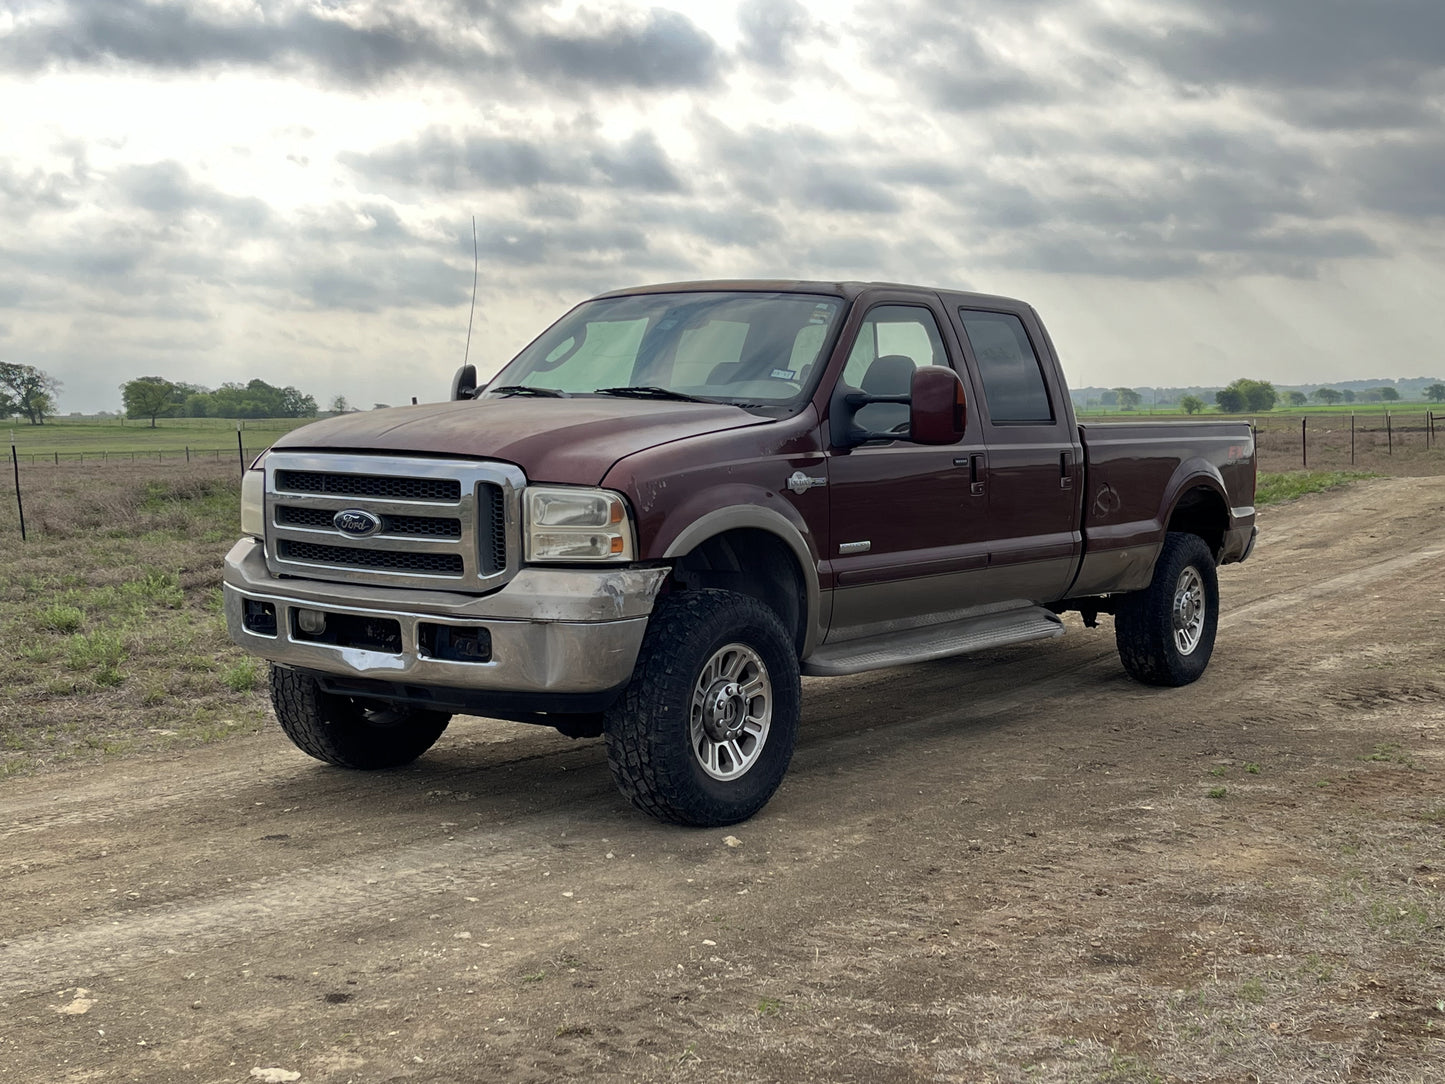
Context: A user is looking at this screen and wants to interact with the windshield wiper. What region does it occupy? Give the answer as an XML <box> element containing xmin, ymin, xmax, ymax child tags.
<box><xmin>487</xmin><ymin>385</ymin><xmax>567</xmax><ymax>398</ymax></box>
<box><xmin>594</xmin><ymin>386</ymin><xmax>709</xmax><ymax>403</ymax></box>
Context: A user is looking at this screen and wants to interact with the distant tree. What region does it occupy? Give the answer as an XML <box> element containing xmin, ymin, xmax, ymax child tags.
<box><xmin>1113</xmin><ymin>387</ymin><xmax>1142</xmax><ymax>410</ymax></box>
<box><xmin>121</xmin><ymin>376</ymin><xmax>179</xmax><ymax>428</ymax></box>
<box><xmin>1284</xmin><ymin>390</ymin><xmax>1308</xmax><ymax>407</ymax></box>
<box><xmin>281</xmin><ymin>385</ymin><xmax>318</xmax><ymax>417</ymax></box>
<box><xmin>1342</xmin><ymin>389</ymin><xmax>1356</xmax><ymax>403</ymax></box>
<box><xmin>330</xmin><ymin>395</ymin><xmax>350</xmax><ymax>413</ymax></box>
<box><xmin>1312</xmin><ymin>387</ymin><xmax>1343</xmax><ymax>405</ymax></box>
<box><xmin>0</xmin><ymin>361</ymin><xmax>62</xmax><ymax>425</ymax></box>
<box><xmin>1098</xmin><ymin>389</ymin><xmax>1118</xmax><ymax>407</ymax></box>
<box><xmin>1359</xmin><ymin>389</ymin><xmax>1382</xmax><ymax>403</ymax></box>
<box><xmin>1217</xmin><ymin>378</ymin><xmax>1276</xmax><ymax>413</ymax></box>
<box><xmin>1179</xmin><ymin>394</ymin><xmax>1204</xmax><ymax>415</ymax></box>
<box><xmin>1426</xmin><ymin>383</ymin><xmax>1445</xmax><ymax>402</ymax></box>
<box><xmin>1377</xmin><ymin>387</ymin><xmax>1400</xmax><ymax>402</ymax></box>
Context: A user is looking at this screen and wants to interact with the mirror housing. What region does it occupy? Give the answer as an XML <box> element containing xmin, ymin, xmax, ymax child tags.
<box><xmin>450</xmin><ymin>364</ymin><xmax>478</xmax><ymax>401</ymax></box>
<box><xmin>830</xmin><ymin>365</ymin><xmax>967</xmax><ymax>447</ymax></box>
<box><xmin>908</xmin><ymin>366</ymin><xmax>967</xmax><ymax>444</ymax></box>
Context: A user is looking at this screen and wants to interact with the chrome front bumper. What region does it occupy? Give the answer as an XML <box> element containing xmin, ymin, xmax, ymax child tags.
<box><xmin>222</xmin><ymin>538</ymin><xmax>668</xmax><ymax>695</ymax></box>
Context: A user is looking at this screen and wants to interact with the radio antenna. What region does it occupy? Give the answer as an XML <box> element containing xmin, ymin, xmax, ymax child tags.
<box><xmin>462</xmin><ymin>214</ymin><xmax>478</xmax><ymax>366</ymax></box>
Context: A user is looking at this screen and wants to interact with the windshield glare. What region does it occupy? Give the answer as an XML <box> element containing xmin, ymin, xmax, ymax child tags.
<box><xmin>485</xmin><ymin>291</ymin><xmax>844</xmax><ymax>409</ymax></box>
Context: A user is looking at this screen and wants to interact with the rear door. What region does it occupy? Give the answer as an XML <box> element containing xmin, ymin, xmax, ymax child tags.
<box><xmin>949</xmin><ymin>304</ymin><xmax>1083</xmax><ymax>603</ymax></box>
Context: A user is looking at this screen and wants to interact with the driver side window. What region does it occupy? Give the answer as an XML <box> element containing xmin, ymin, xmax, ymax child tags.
<box><xmin>842</xmin><ymin>305</ymin><xmax>949</xmax><ymax>433</ymax></box>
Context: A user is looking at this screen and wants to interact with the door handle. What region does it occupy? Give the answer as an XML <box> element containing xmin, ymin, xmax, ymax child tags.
<box><xmin>1059</xmin><ymin>451</ymin><xmax>1074</xmax><ymax>490</ymax></box>
<box><xmin>952</xmin><ymin>454</ymin><xmax>986</xmax><ymax>495</ymax></box>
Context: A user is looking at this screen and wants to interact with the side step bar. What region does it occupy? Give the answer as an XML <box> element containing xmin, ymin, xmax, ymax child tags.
<box><xmin>802</xmin><ymin>604</ymin><xmax>1064</xmax><ymax>677</ymax></box>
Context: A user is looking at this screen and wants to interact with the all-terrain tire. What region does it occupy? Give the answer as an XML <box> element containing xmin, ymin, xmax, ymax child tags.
<box><xmin>604</xmin><ymin>590</ymin><xmax>801</xmax><ymax>827</ymax></box>
<box><xmin>269</xmin><ymin>665</ymin><xmax>452</xmax><ymax>769</ymax></box>
<box><xmin>1114</xmin><ymin>531</ymin><xmax>1219</xmax><ymax>687</ymax></box>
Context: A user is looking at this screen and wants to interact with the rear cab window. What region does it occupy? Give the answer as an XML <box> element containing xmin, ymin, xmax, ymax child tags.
<box><xmin>956</xmin><ymin>310</ymin><xmax>1054</xmax><ymax>425</ymax></box>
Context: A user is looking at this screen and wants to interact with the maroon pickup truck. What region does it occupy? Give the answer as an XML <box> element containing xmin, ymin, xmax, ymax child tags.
<box><xmin>224</xmin><ymin>281</ymin><xmax>1256</xmax><ymax>826</ymax></box>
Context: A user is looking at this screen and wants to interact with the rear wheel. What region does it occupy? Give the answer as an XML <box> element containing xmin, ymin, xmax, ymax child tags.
<box><xmin>604</xmin><ymin>590</ymin><xmax>800</xmax><ymax>826</ymax></box>
<box><xmin>270</xmin><ymin>665</ymin><xmax>452</xmax><ymax>769</ymax></box>
<box><xmin>1114</xmin><ymin>532</ymin><xmax>1219</xmax><ymax>687</ymax></box>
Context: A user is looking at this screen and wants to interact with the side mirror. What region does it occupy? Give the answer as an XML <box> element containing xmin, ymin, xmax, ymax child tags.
<box><xmin>908</xmin><ymin>366</ymin><xmax>967</xmax><ymax>444</ymax></box>
<box><xmin>450</xmin><ymin>364</ymin><xmax>477</xmax><ymax>401</ymax></box>
<box><xmin>830</xmin><ymin>365</ymin><xmax>967</xmax><ymax>447</ymax></box>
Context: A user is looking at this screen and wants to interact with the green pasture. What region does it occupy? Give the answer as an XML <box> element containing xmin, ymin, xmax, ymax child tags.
<box><xmin>4</xmin><ymin>416</ymin><xmax>316</xmax><ymax>461</ymax></box>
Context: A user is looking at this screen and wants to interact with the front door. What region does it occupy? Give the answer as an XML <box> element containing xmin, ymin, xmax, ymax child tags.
<box><xmin>824</xmin><ymin>301</ymin><xmax>991</xmax><ymax>641</ymax></box>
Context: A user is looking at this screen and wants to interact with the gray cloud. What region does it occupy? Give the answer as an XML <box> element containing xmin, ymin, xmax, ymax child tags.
<box><xmin>1349</xmin><ymin>136</ymin><xmax>1445</xmax><ymax>219</ymax></box>
<box><xmin>0</xmin><ymin>160</ymin><xmax>85</xmax><ymax>220</ymax></box>
<box><xmin>738</xmin><ymin>0</ymin><xmax>810</xmax><ymax>69</ymax></box>
<box><xmin>2</xmin><ymin>0</ymin><xmax>722</xmax><ymax>91</ymax></box>
<box><xmin>114</xmin><ymin>160</ymin><xmax>272</xmax><ymax>232</ymax></box>
<box><xmin>342</xmin><ymin>130</ymin><xmax>686</xmax><ymax>194</ymax></box>
<box><xmin>1105</xmin><ymin>0</ymin><xmax>1445</xmax><ymax>98</ymax></box>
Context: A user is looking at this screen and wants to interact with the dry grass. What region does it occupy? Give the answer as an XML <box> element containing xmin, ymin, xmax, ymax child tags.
<box><xmin>0</xmin><ymin>459</ymin><xmax>271</xmax><ymax>775</ymax></box>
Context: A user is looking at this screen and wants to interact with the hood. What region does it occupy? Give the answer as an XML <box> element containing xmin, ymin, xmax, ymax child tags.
<box><xmin>271</xmin><ymin>397</ymin><xmax>772</xmax><ymax>485</ymax></box>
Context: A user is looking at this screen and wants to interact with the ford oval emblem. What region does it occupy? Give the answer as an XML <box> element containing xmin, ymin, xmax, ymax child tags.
<box><xmin>333</xmin><ymin>509</ymin><xmax>382</xmax><ymax>537</ymax></box>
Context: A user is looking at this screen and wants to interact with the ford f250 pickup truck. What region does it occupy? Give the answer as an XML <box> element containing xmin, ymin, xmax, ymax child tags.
<box><xmin>224</xmin><ymin>280</ymin><xmax>1256</xmax><ymax>826</ymax></box>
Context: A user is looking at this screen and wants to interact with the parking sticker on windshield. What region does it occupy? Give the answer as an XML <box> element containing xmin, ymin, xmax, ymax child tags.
<box><xmin>809</xmin><ymin>303</ymin><xmax>836</xmax><ymax>324</ymax></box>
<box><xmin>771</xmin><ymin>368</ymin><xmax>798</xmax><ymax>380</ymax></box>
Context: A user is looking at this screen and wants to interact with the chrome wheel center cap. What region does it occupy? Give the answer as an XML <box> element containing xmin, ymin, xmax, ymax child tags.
<box><xmin>702</xmin><ymin>681</ymin><xmax>745</xmax><ymax>741</ymax></box>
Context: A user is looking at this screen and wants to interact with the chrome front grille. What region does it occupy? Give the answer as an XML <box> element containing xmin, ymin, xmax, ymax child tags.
<box><xmin>264</xmin><ymin>452</ymin><xmax>524</xmax><ymax>591</ymax></box>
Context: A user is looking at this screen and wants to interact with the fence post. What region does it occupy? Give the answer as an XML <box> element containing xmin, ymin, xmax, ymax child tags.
<box><xmin>1301</xmin><ymin>416</ymin><xmax>1307</xmax><ymax>469</ymax></box>
<box><xmin>11</xmin><ymin>444</ymin><xmax>24</xmax><ymax>542</ymax></box>
<box><xmin>237</xmin><ymin>428</ymin><xmax>245</xmax><ymax>477</ymax></box>
<box><xmin>1387</xmin><ymin>412</ymin><xmax>1392</xmax><ymax>456</ymax></box>
<box><xmin>1350</xmin><ymin>414</ymin><xmax>1355</xmax><ymax>465</ymax></box>
<box><xmin>186</xmin><ymin>446</ymin><xmax>190</xmax><ymax>463</ymax></box>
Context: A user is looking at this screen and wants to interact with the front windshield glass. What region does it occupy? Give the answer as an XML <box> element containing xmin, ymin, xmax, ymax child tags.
<box><xmin>484</xmin><ymin>291</ymin><xmax>845</xmax><ymax>410</ymax></box>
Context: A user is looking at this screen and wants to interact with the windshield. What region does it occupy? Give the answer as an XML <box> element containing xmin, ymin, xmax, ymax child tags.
<box><xmin>483</xmin><ymin>291</ymin><xmax>845</xmax><ymax>411</ymax></box>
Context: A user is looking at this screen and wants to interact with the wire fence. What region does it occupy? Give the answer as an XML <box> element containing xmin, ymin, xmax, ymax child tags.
<box><xmin>10</xmin><ymin>445</ymin><xmax>268</xmax><ymax>465</ymax></box>
<box><xmin>8</xmin><ymin>435</ymin><xmax>261</xmax><ymax>541</ymax></box>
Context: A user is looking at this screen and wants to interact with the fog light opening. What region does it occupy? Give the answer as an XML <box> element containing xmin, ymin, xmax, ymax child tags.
<box><xmin>296</xmin><ymin>609</ymin><xmax>328</xmax><ymax>635</ymax></box>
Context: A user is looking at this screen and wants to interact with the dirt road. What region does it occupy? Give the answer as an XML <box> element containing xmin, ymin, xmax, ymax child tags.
<box><xmin>3</xmin><ymin>478</ymin><xmax>1443</xmax><ymax>1083</ymax></box>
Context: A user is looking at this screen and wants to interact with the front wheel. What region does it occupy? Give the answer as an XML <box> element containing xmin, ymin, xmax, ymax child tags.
<box><xmin>604</xmin><ymin>590</ymin><xmax>801</xmax><ymax>827</ymax></box>
<box><xmin>1114</xmin><ymin>532</ymin><xmax>1219</xmax><ymax>687</ymax></box>
<box><xmin>270</xmin><ymin>665</ymin><xmax>452</xmax><ymax>769</ymax></box>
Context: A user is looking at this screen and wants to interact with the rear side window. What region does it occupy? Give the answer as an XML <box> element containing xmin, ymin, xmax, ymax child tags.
<box><xmin>958</xmin><ymin>310</ymin><xmax>1053</xmax><ymax>424</ymax></box>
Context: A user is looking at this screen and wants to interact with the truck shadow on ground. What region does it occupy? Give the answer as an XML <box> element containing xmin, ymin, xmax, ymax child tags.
<box><xmin>250</xmin><ymin>627</ymin><xmax>1138</xmax><ymax>831</ymax></box>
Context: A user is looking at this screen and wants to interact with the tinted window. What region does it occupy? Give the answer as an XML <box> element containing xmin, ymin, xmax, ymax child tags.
<box><xmin>958</xmin><ymin>310</ymin><xmax>1053</xmax><ymax>424</ymax></box>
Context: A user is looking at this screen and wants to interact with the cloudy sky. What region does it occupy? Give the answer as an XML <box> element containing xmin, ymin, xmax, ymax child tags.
<box><xmin>3</xmin><ymin>0</ymin><xmax>1443</xmax><ymax>414</ymax></box>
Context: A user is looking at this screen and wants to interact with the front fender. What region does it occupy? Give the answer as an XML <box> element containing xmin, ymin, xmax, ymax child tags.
<box><xmin>655</xmin><ymin>487</ymin><xmax>824</xmax><ymax>658</ymax></box>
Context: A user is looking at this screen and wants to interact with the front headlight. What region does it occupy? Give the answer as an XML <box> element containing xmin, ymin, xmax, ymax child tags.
<box><xmin>524</xmin><ymin>486</ymin><xmax>635</xmax><ymax>562</ymax></box>
<box><xmin>240</xmin><ymin>464</ymin><xmax>265</xmax><ymax>539</ymax></box>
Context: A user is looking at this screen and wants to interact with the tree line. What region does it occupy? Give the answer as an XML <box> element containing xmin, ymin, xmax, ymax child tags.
<box><xmin>120</xmin><ymin>377</ymin><xmax>318</xmax><ymax>427</ymax></box>
<box><xmin>1108</xmin><ymin>379</ymin><xmax>1445</xmax><ymax>415</ymax></box>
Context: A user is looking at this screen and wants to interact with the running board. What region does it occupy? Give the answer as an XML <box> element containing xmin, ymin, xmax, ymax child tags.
<box><xmin>802</xmin><ymin>605</ymin><xmax>1064</xmax><ymax>677</ymax></box>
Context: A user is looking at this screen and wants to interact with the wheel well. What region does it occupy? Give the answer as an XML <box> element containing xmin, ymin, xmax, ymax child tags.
<box><xmin>1168</xmin><ymin>486</ymin><xmax>1228</xmax><ymax>558</ymax></box>
<box><xmin>669</xmin><ymin>528</ymin><xmax>807</xmax><ymax>656</ymax></box>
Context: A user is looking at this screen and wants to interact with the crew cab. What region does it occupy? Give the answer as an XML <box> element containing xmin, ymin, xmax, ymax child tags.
<box><xmin>224</xmin><ymin>281</ymin><xmax>1256</xmax><ymax>826</ymax></box>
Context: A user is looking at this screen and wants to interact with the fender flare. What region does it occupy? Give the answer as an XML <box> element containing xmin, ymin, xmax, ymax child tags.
<box><xmin>662</xmin><ymin>500</ymin><xmax>824</xmax><ymax>658</ymax></box>
<box><xmin>1159</xmin><ymin>457</ymin><xmax>1232</xmax><ymax>547</ymax></box>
